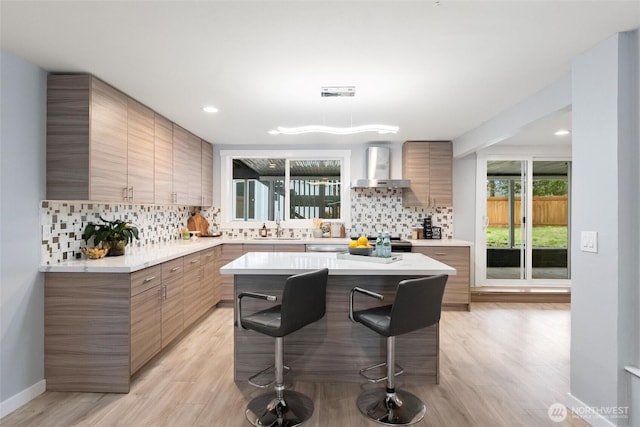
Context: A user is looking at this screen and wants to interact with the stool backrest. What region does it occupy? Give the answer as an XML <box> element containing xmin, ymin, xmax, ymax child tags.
<box><xmin>279</xmin><ymin>268</ymin><xmax>329</xmax><ymax>336</ymax></box>
<box><xmin>388</xmin><ymin>275</ymin><xmax>448</xmax><ymax>336</ymax></box>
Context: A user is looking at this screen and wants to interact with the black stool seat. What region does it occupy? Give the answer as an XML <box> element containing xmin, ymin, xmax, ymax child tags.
<box><xmin>349</xmin><ymin>275</ymin><xmax>448</xmax><ymax>426</ymax></box>
<box><xmin>237</xmin><ymin>268</ymin><xmax>329</xmax><ymax>427</ymax></box>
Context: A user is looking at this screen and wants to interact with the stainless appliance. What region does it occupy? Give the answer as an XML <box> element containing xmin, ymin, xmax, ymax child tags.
<box><xmin>350</xmin><ymin>236</ymin><xmax>413</xmax><ymax>252</ymax></box>
<box><xmin>306</xmin><ymin>244</ymin><xmax>349</xmax><ymax>253</ymax></box>
<box><xmin>351</xmin><ymin>147</ymin><xmax>410</xmax><ymax>189</ymax></box>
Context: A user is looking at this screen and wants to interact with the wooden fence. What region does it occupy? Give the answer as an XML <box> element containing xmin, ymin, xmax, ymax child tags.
<box><xmin>487</xmin><ymin>196</ymin><xmax>568</xmax><ymax>226</ymax></box>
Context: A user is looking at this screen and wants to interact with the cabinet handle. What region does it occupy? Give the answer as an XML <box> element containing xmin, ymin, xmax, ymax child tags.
<box><xmin>434</xmin><ymin>252</ymin><xmax>447</xmax><ymax>256</ymax></box>
<box><xmin>171</xmin><ymin>266</ymin><xmax>181</xmax><ymax>272</ymax></box>
<box><xmin>143</xmin><ymin>276</ymin><xmax>156</xmax><ymax>282</ymax></box>
<box><xmin>190</xmin><ymin>259</ymin><xmax>200</xmax><ymax>264</ymax></box>
<box><xmin>158</xmin><ymin>288</ymin><xmax>163</xmax><ymax>301</ymax></box>
<box><xmin>162</xmin><ymin>285</ymin><xmax>167</xmax><ymax>300</ymax></box>
<box><xmin>129</xmin><ymin>186</ymin><xmax>134</xmax><ymax>201</ymax></box>
<box><xmin>123</xmin><ymin>187</ymin><xmax>129</xmax><ymax>202</ymax></box>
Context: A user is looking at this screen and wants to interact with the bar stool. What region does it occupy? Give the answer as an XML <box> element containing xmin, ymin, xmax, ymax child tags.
<box><xmin>237</xmin><ymin>268</ymin><xmax>329</xmax><ymax>427</ymax></box>
<box><xmin>349</xmin><ymin>275</ymin><xmax>448</xmax><ymax>426</ymax></box>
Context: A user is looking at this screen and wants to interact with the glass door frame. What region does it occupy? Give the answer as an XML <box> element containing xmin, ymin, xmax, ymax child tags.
<box><xmin>475</xmin><ymin>154</ymin><xmax>572</xmax><ymax>287</ymax></box>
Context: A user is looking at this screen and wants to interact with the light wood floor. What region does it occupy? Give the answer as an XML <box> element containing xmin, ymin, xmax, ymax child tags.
<box><xmin>2</xmin><ymin>303</ymin><xmax>589</xmax><ymax>427</ymax></box>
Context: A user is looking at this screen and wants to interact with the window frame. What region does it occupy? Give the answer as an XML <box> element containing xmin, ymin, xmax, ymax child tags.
<box><xmin>220</xmin><ymin>149</ymin><xmax>351</xmax><ymax>229</ymax></box>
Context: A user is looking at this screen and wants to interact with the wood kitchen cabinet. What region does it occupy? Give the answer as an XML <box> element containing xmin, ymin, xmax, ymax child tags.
<box><xmin>130</xmin><ymin>266</ymin><xmax>162</xmax><ymax>374</ymax></box>
<box><xmin>172</xmin><ymin>124</ymin><xmax>204</xmax><ymax>205</ymax></box>
<box><xmin>47</xmin><ymin>75</ymin><xmax>128</xmax><ymax>201</ymax></box>
<box><xmin>127</xmin><ymin>99</ymin><xmax>155</xmax><ymax>203</ymax></box>
<box><xmin>154</xmin><ymin>114</ymin><xmax>174</xmax><ymax>205</ymax></box>
<box><xmin>412</xmin><ymin>246</ymin><xmax>470</xmax><ymax>309</ymax></box>
<box><xmin>201</xmin><ymin>248</ymin><xmax>218</xmax><ymax>314</ymax></box>
<box><xmin>183</xmin><ymin>252</ymin><xmax>203</xmax><ymax>328</ymax></box>
<box><xmin>160</xmin><ymin>258</ymin><xmax>185</xmax><ymax>346</ymax></box>
<box><xmin>130</xmin><ymin>260</ymin><xmax>184</xmax><ymax>375</ymax></box>
<box><xmin>402</xmin><ymin>141</ymin><xmax>453</xmax><ymax>207</ymax></box>
<box><xmin>211</xmin><ymin>245</ymin><xmax>223</xmax><ymax>305</ymax></box>
<box><xmin>218</xmin><ymin>244</ymin><xmax>243</xmax><ymax>301</ymax></box>
<box><xmin>47</xmin><ymin>74</ymin><xmax>215</xmax><ymax>205</ymax></box>
<box><xmin>201</xmin><ymin>140</ymin><xmax>213</xmax><ymax>207</ymax></box>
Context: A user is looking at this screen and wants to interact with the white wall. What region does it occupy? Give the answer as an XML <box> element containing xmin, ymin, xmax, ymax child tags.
<box><xmin>452</xmin><ymin>154</ymin><xmax>476</xmax><ymax>242</ymax></box>
<box><xmin>0</xmin><ymin>50</ymin><xmax>47</xmax><ymax>416</ymax></box>
<box><xmin>570</xmin><ymin>31</ymin><xmax>638</xmax><ymax>426</ymax></box>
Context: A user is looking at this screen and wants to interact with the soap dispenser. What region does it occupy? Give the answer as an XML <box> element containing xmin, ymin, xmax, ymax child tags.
<box><xmin>260</xmin><ymin>223</ymin><xmax>268</xmax><ymax>237</ymax></box>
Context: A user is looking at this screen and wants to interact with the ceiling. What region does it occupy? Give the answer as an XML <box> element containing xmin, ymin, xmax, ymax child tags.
<box><xmin>1</xmin><ymin>1</ymin><xmax>639</xmax><ymax>149</ymax></box>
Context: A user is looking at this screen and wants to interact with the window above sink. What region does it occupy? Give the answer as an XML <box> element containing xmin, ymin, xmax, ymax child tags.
<box><xmin>220</xmin><ymin>149</ymin><xmax>351</xmax><ymax>229</ymax></box>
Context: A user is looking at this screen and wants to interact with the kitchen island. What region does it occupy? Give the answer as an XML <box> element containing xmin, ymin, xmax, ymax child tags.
<box><xmin>221</xmin><ymin>252</ymin><xmax>456</xmax><ymax>384</ymax></box>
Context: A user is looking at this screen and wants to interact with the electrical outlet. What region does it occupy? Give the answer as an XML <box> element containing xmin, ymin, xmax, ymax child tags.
<box><xmin>580</xmin><ymin>231</ymin><xmax>598</xmax><ymax>253</ymax></box>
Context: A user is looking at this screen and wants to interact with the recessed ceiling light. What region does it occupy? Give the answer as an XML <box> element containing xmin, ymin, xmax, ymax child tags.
<box><xmin>202</xmin><ymin>105</ymin><xmax>218</xmax><ymax>113</ymax></box>
<box><xmin>554</xmin><ymin>129</ymin><xmax>570</xmax><ymax>136</ymax></box>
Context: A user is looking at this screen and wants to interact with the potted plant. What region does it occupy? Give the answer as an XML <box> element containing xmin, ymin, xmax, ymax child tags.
<box><xmin>82</xmin><ymin>216</ymin><xmax>140</xmax><ymax>256</ymax></box>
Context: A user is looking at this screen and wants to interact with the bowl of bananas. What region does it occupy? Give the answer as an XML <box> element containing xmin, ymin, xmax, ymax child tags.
<box><xmin>82</xmin><ymin>246</ymin><xmax>109</xmax><ymax>259</ymax></box>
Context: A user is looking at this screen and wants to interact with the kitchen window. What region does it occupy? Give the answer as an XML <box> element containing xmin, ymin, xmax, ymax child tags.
<box><xmin>220</xmin><ymin>150</ymin><xmax>351</xmax><ymax>228</ymax></box>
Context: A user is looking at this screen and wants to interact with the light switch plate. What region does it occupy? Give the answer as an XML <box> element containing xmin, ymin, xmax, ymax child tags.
<box><xmin>580</xmin><ymin>231</ymin><xmax>598</xmax><ymax>253</ymax></box>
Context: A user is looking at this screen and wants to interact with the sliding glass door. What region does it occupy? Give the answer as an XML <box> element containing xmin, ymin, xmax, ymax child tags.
<box><xmin>478</xmin><ymin>157</ymin><xmax>571</xmax><ymax>285</ymax></box>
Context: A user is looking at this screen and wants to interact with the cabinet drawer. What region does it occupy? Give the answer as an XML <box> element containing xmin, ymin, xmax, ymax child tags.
<box><xmin>131</xmin><ymin>265</ymin><xmax>162</xmax><ymax>297</ymax></box>
<box><xmin>184</xmin><ymin>252</ymin><xmax>202</xmax><ymax>272</ymax></box>
<box><xmin>201</xmin><ymin>248</ymin><xmax>215</xmax><ymax>265</ymax></box>
<box><xmin>162</xmin><ymin>257</ymin><xmax>184</xmax><ymax>280</ymax></box>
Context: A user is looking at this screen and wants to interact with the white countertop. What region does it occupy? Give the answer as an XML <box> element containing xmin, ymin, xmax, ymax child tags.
<box><xmin>41</xmin><ymin>237</ymin><xmax>470</xmax><ymax>273</ymax></box>
<box><xmin>40</xmin><ymin>239</ymin><xmax>225</xmax><ymax>273</ymax></box>
<box><xmin>220</xmin><ymin>252</ymin><xmax>457</xmax><ymax>276</ymax></box>
<box><xmin>408</xmin><ymin>238</ymin><xmax>473</xmax><ymax>247</ymax></box>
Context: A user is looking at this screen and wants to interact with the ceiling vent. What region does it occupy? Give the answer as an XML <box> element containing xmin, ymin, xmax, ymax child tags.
<box><xmin>321</xmin><ymin>86</ymin><xmax>355</xmax><ymax>97</ymax></box>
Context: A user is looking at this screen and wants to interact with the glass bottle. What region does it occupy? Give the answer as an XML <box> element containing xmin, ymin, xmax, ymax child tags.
<box><xmin>375</xmin><ymin>231</ymin><xmax>383</xmax><ymax>257</ymax></box>
<box><xmin>382</xmin><ymin>232</ymin><xmax>391</xmax><ymax>258</ymax></box>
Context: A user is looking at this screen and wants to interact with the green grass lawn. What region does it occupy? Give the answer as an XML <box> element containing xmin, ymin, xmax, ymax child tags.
<box><xmin>486</xmin><ymin>226</ymin><xmax>568</xmax><ymax>248</ymax></box>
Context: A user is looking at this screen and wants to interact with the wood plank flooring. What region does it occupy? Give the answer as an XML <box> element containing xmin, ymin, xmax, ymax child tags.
<box><xmin>1</xmin><ymin>303</ymin><xmax>589</xmax><ymax>427</ymax></box>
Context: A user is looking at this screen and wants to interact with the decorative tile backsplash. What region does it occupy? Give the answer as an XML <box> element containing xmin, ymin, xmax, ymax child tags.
<box><xmin>350</xmin><ymin>188</ymin><xmax>453</xmax><ymax>238</ymax></box>
<box><xmin>40</xmin><ymin>188</ymin><xmax>453</xmax><ymax>264</ymax></box>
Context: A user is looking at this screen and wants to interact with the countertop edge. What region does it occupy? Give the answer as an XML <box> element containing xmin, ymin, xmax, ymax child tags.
<box><xmin>40</xmin><ymin>237</ymin><xmax>471</xmax><ymax>273</ymax></box>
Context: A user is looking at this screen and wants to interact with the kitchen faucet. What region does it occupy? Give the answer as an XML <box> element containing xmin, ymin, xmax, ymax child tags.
<box><xmin>275</xmin><ymin>217</ymin><xmax>282</xmax><ymax>238</ymax></box>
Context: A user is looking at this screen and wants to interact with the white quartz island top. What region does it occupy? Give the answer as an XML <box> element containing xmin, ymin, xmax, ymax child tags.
<box><xmin>220</xmin><ymin>252</ymin><xmax>456</xmax><ymax>276</ymax></box>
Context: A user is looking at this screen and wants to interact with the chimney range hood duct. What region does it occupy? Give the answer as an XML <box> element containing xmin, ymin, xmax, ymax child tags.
<box><xmin>351</xmin><ymin>147</ymin><xmax>410</xmax><ymax>188</ymax></box>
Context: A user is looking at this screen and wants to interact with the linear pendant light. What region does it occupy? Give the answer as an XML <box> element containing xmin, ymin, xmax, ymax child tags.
<box><xmin>269</xmin><ymin>86</ymin><xmax>399</xmax><ymax>136</ymax></box>
<box><xmin>270</xmin><ymin>124</ymin><xmax>399</xmax><ymax>135</ymax></box>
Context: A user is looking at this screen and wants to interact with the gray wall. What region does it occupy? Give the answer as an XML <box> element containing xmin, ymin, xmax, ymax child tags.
<box><xmin>0</xmin><ymin>50</ymin><xmax>47</xmax><ymax>412</ymax></box>
<box><xmin>570</xmin><ymin>31</ymin><xmax>638</xmax><ymax>425</ymax></box>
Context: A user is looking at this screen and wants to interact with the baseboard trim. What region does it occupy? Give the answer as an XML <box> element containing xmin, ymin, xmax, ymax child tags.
<box><xmin>566</xmin><ymin>393</ymin><xmax>622</xmax><ymax>427</ymax></box>
<box><xmin>0</xmin><ymin>380</ymin><xmax>46</xmax><ymax>419</ymax></box>
<box><xmin>471</xmin><ymin>287</ymin><xmax>571</xmax><ymax>303</ymax></box>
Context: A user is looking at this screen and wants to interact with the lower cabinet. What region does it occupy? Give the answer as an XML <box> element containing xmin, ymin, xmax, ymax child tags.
<box><xmin>161</xmin><ymin>258</ymin><xmax>184</xmax><ymax>347</ymax></box>
<box><xmin>412</xmin><ymin>246</ymin><xmax>471</xmax><ymax>309</ymax></box>
<box><xmin>45</xmin><ymin>245</ymin><xmax>222</xmax><ymax>393</ymax></box>
<box><xmin>218</xmin><ymin>244</ymin><xmax>243</xmax><ymax>301</ymax></box>
<box><xmin>130</xmin><ymin>277</ymin><xmax>162</xmax><ymax>374</ymax></box>
<box><xmin>201</xmin><ymin>248</ymin><xmax>219</xmax><ymax>312</ymax></box>
<box><xmin>183</xmin><ymin>252</ymin><xmax>203</xmax><ymax>329</ymax></box>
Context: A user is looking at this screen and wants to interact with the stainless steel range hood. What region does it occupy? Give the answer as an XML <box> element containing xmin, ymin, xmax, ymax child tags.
<box><xmin>351</xmin><ymin>147</ymin><xmax>410</xmax><ymax>188</ymax></box>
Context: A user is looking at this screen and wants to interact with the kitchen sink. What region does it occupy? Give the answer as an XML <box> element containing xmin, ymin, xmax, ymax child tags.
<box><xmin>251</xmin><ymin>237</ymin><xmax>302</xmax><ymax>241</ymax></box>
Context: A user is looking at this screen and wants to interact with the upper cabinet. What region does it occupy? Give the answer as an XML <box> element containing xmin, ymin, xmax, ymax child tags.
<box><xmin>402</xmin><ymin>141</ymin><xmax>453</xmax><ymax>207</ymax></box>
<box><xmin>46</xmin><ymin>74</ymin><xmax>214</xmax><ymax>205</ymax></box>
<box><xmin>154</xmin><ymin>114</ymin><xmax>174</xmax><ymax>205</ymax></box>
<box><xmin>126</xmin><ymin>99</ymin><xmax>155</xmax><ymax>203</ymax></box>
<box><xmin>47</xmin><ymin>75</ymin><xmax>127</xmax><ymax>201</ymax></box>
<box><xmin>201</xmin><ymin>141</ymin><xmax>213</xmax><ymax>207</ymax></box>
